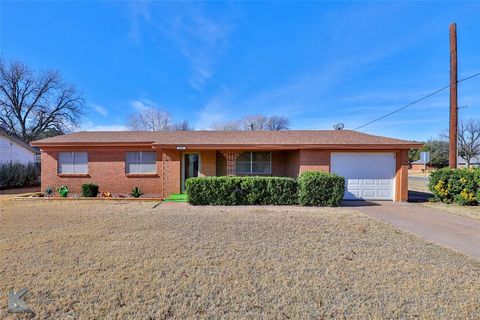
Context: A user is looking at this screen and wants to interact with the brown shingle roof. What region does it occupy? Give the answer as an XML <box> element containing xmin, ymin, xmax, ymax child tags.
<box><xmin>31</xmin><ymin>130</ymin><xmax>422</xmax><ymax>149</ymax></box>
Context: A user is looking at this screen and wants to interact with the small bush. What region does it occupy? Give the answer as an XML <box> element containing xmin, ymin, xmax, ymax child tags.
<box><xmin>45</xmin><ymin>186</ymin><xmax>54</xmax><ymax>196</ymax></box>
<box><xmin>130</xmin><ymin>187</ymin><xmax>143</xmax><ymax>198</ymax></box>
<box><xmin>57</xmin><ymin>185</ymin><xmax>69</xmax><ymax>197</ymax></box>
<box><xmin>429</xmin><ymin>167</ymin><xmax>480</xmax><ymax>205</ymax></box>
<box><xmin>0</xmin><ymin>162</ymin><xmax>40</xmax><ymax>189</ymax></box>
<box><xmin>298</xmin><ymin>171</ymin><xmax>345</xmax><ymax>207</ymax></box>
<box><xmin>81</xmin><ymin>183</ymin><xmax>99</xmax><ymax>197</ymax></box>
<box><xmin>102</xmin><ymin>191</ymin><xmax>112</xmax><ymax>198</ymax></box>
<box><xmin>186</xmin><ymin>176</ymin><xmax>298</xmax><ymax>206</ymax></box>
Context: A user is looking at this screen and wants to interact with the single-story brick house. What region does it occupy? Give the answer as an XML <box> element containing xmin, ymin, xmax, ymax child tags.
<box><xmin>31</xmin><ymin>130</ymin><xmax>422</xmax><ymax>201</ymax></box>
<box><xmin>410</xmin><ymin>159</ymin><xmax>435</xmax><ymax>172</ymax></box>
<box><xmin>411</xmin><ymin>156</ymin><xmax>480</xmax><ymax>172</ymax></box>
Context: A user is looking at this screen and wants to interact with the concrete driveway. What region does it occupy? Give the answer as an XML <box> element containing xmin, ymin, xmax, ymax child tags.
<box><xmin>350</xmin><ymin>201</ymin><xmax>480</xmax><ymax>259</ymax></box>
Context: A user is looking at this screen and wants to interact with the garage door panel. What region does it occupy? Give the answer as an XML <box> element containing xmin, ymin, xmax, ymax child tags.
<box><xmin>331</xmin><ymin>153</ymin><xmax>395</xmax><ymax>201</ymax></box>
<box><xmin>348</xmin><ymin>179</ymin><xmax>361</xmax><ymax>186</ymax></box>
<box><xmin>378</xmin><ymin>179</ymin><xmax>392</xmax><ymax>186</ymax></box>
<box><xmin>378</xmin><ymin>189</ymin><xmax>392</xmax><ymax>197</ymax></box>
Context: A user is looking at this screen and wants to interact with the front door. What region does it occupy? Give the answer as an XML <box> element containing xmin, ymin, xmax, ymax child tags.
<box><xmin>181</xmin><ymin>153</ymin><xmax>200</xmax><ymax>192</ymax></box>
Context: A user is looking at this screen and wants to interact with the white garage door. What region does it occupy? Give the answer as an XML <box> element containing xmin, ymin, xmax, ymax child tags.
<box><xmin>331</xmin><ymin>152</ymin><xmax>396</xmax><ymax>200</ymax></box>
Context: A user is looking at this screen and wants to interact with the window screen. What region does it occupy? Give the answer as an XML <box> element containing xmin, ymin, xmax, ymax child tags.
<box><xmin>235</xmin><ymin>152</ymin><xmax>271</xmax><ymax>174</ymax></box>
<box><xmin>125</xmin><ymin>151</ymin><xmax>156</xmax><ymax>174</ymax></box>
<box><xmin>58</xmin><ymin>152</ymin><xmax>88</xmax><ymax>174</ymax></box>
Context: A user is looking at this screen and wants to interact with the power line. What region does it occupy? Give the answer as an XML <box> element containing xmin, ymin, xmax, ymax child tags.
<box><xmin>353</xmin><ymin>72</ymin><xmax>480</xmax><ymax>131</ymax></box>
<box><xmin>353</xmin><ymin>85</ymin><xmax>449</xmax><ymax>130</ymax></box>
<box><xmin>458</xmin><ymin>71</ymin><xmax>480</xmax><ymax>83</ymax></box>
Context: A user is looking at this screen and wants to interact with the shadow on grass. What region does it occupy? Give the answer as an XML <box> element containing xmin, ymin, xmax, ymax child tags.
<box><xmin>341</xmin><ymin>190</ymin><xmax>434</xmax><ymax>206</ymax></box>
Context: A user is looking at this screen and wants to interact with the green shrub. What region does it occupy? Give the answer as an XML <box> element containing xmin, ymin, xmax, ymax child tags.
<box><xmin>242</xmin><ymin>176</ymin><xmax>298</xmax><ymax>205</ymax></box>
<box><xmin>186</xmin><ymin>176</ymin><xmax>298</xmax><ymax>206</ymax></box>
<box><xmin>0</xmin><ymin>162</ymin><xmax>40</xmax><ymax>189</ymax></box>
<box><xmin>81</xmin><ymin>183</ymin><xmax>99</xmax><ymax>197</ymax></box>
<box><xmin>298</xmin><ymin>171</ymin><xmax>345</xmax><ymax>207</ymax></box>
<box><xmin>45</xmin><ymin>186</ymin><xmax>54</xmax><ymax>196</ymax></box>
<box><xmin>57</xmin><ymin>185</ymin><xmax>69</xmax><ymax>197</ymax></box>
<box><xmin>130</xmin><ymin>187</ymin><xmax>143</xmax><ymax>198</ymax></box>
<box><xmin>429</xmin><ymin>167</ymin><xmax>480</xmax><ymax>205</ymax></box>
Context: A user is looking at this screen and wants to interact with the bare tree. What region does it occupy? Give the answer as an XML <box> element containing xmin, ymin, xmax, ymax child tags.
<box><xmin>458</xmin><ymin>119</ymin><xmax>480</xmax><ymax>167</ymax></box>
<box><xmin>127</xmin><ymin>108</ymin><xmax>193</xmax><ymax>131</ymax></box>
<box><xmin>240</xmin><ymin>115</ymin><xmax>269</xmax><ymax>131</ymax></box>
<box><xmin>266</xmin><ymin>115</ymin><xmax>290</xmax><ymax>131</ymax></box>
<box><xmin>127</xmin><ymin>107</ymin><xmax>171</xmax><ymax>131</ymax></box>
<box><xmin>170</xmin><ymin>120</ymin><xmax>193</xmax><ymax>131</ymax></box>
<box><xmin>0</xmin><ymin>60</ymin><xmax>83</xmax><ymax>142</ymax></box>
<box><xmin>213</xmin><ymin>114</ymin><xmax>290</xmax><ymax>131</ymax></box>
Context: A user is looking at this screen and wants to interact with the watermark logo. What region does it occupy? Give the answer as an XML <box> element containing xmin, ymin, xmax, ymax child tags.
<box><xmin>8</xmin><ymin>288</ymin><xmax>34</xmax><ymax>314</ymax></box>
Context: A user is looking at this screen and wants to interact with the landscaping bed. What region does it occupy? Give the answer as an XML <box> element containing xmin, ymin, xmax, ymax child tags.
<box><xmin>14</xmin><ymin>194</ymin><xmax>164</xmax><ymax>201</ymax></box>
<box><xmin>1</xmin><ymin>200</ymin><xmax>479</xmax><ymax>318</ymax></box>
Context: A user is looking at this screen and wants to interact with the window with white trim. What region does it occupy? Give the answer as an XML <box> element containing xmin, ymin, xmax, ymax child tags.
<box><xmin>58</xmin><ymin>152</ymin><xmax>88</xmax><ymax>174</ymax></box>
<box><xmin>236</xmin><ymin>152</ymin><xmax>271</xmax><ymax>174</ymax></box>
<box><xmin>125</xmin><ymin>151</ymin><xmax>156</xmax><ymax>174</ymax></box>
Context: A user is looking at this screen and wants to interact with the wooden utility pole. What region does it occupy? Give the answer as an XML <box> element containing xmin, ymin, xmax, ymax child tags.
<box><xmin>449</xmin><ymin>23</ymin><xmax>458</xmax><ymax>168</ymax></box>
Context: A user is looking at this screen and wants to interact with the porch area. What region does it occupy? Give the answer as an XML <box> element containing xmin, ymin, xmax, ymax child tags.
<box><xmin>177</xmin><ymin>150</ymin><xmax>301</xmax><ymax>193</ymax></box>
<box><xmin>172</xmin><ymin>149</ymin><xmax>331</xmax><ymax>195</ymax></box>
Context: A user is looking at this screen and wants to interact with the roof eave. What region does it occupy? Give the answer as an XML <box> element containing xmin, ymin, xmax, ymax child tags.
<box><xmin>30</xmin><ymin>141</ymin><xmax>156</xmax><ymax>148</ymax></box>
<box><xmin>151</xmin><ymin>143</ymin><xmax>423</xmax><ymax>150</ymax></box>
<box><xmin>31</xmin><ymin>141</ymin><xmax>423</xmax><ymax>150</ymax></box>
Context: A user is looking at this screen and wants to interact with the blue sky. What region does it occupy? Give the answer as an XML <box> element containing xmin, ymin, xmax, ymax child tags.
<box><xmin>1</xmin><ymin>1</ymin><xmax>479</xmax><ymax>141</ymax></box>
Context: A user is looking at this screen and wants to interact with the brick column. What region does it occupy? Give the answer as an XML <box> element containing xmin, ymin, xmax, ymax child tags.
<box><xmin>221</xmin><ymin>151</ymin><xmax>240</xmax><ymax>176</ymax></box>
<box><xmin>162</xmin><ymin>151</ymin><xmax>172</xmax><ymax>197</ymax></box>
<box><xmin>395</xmin><ymin>149</ymin><xmax>409</xmax><ymax>202</ymax></box>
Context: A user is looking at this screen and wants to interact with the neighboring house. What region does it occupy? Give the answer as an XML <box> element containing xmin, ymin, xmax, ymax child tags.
<box><xmin>411</xmin><ymin>156</ymin><xmax>480</xmax><ymax>170</ymax></box>
<box><xmin>31</xmin><ymin>130</ymin><xmax>422</xmax><ymax>201</ymax></box>
<box><xmin>410</xmin><ymin>159</ymin><xmax>435</xmax><ymax>172</ymax></box>
<box><xmin>457</xmin><ymin>156</ymin><xmax>480</xmax><ymax>168</ymax></box>
<box><xmin>0</xmin><ymin>126</ymin><xmax>39</xmax><ymax>165</ymax></box>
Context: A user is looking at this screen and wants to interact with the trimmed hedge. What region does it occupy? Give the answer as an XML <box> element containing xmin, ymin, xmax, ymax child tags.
<box><xmin>298</xmin><ymin>171</ymin><xmax>345</xmax><ymax>207</ymax></box>
<box><xmin>186</xmin><ymin>176</ymin><xmax>298</xmax><ymax>206</ymax></box>
<box><xmin>0</xmin><ymin>162</ymin><xmax>40</xmax><ymax>190</ymax></box>
<box><xmin>81</xmin><ymin>183</ymin><xmax>99</xmax><ymax>197</ymax></box>
<box><xmin>186</xmin><ymin>172</ymin><xmax>345</xmax><ymax>207</ymax></box>
<box><xmin>429</xmin><ymin>167</ymin><xmax>480</xmax><ymax>205</ymax></box>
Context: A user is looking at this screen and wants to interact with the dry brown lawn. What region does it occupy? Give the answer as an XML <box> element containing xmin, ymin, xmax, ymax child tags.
<box><xmin>408</xmin><ymin>177</ymin><xmax>431</xmax><ymax>194</ymax></box>
<box><xmin>422</xmin><ymin>202</ymin><xmax>480</xmax><ymax>222</ymax></box>
<box><xmin>1</xmin><ymin>200</ymin><xmax>479</xmax><ymax>319</ymax></box>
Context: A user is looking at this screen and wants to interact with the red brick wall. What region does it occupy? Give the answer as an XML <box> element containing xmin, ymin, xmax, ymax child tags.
<box><xmin>40</xmin><ymin>148</ymin><xmax>218</xmax><ymax>197</ymax></box>
<box><xmin>41</xmin><ymin>147</ymin><xmax>166</xmax><ymax>197</ymax></box>
<box><xmin>161</xmin><ymin>149</ymin><xmax>181</xmax><ymax>196</ymax></box>
<box><xmin>395</xmin><ymin>149</ymin><xmax>409</xmax><ymax>202</ymax></box>
<box><xmin>298</xmin><ymin>150</ymin><xmax>330</xmax><ymax>174</ymax></box>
